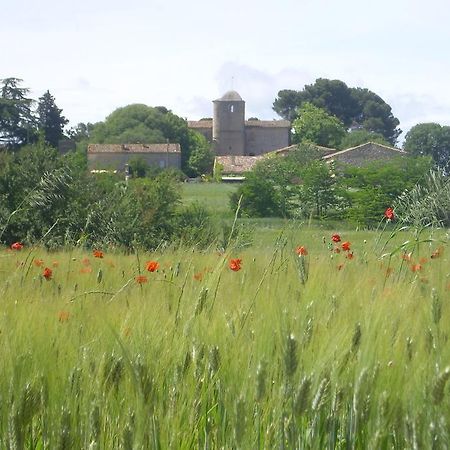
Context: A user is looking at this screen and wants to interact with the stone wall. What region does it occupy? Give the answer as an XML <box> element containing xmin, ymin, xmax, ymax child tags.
<box><xmin>87</xmin><ymin>152</ymin><xmax>181</xmax><ymax>171</ymax></box>
<box><xmin>245</xmin><ymin>126</ymin><xmax>290</xmax><ymax>155</ymax></box>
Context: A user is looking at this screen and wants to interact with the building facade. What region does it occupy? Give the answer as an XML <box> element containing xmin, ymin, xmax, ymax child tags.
<box><xmin>188</xmin><ymin>90</ymin><xmax>290</xmax><ymax>156</ymax></box>
<box><xmin>87</xmin><ymin>143</ymin><xmax>181</xmax><ymax>171</ymax></box>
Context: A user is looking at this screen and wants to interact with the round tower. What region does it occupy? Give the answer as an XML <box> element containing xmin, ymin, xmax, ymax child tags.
<box><xmin>212</xmin><ymin>90</ymin><xmax>245</xmax><ymax>156</ymax></box>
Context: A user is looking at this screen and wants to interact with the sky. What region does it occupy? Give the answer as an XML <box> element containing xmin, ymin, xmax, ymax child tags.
<box><xmin>2</xmin><ymin>0</ymin><xmax>450</xmax><ymax>143</ymax></box>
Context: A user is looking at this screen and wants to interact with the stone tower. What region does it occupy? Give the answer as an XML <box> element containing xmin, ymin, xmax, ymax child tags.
<box><xmin>212</xmin><ymin>90</ymin><xmax>245</xmax><ymax>156</ymax></box>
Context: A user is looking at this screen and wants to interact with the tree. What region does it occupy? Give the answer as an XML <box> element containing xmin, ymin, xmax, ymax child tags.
<box><xmin>403</xmin><ymin>123</ymin><xmax>450</xmax><ymax>169</ymax></box>
<box><xmin>350</xmin><ymin>88</ymin><xmax>401</xmax><ymax>144</ymax></box>
<box><xmin>187</xmin><ymin>130</ymin><xmax>214</xmax><ymax>176</ymax></box>
<box><xmin>298</xmin><ymin>160</ymin><xmax>338</xmax><ymax>217</ymax></box>
<box><xmin>89</xmin><ymin>104</ymin><xmax>192</xmax><ymax>172</ymax></box>
<box><xmin>0</xmin><ymin>78</ymin><xmax>36</xmax><ymax>148</ymax></box>
<box><xmin>37</xmin><ymin>90</ymin><xmax>68</xmax><ymax>148</ymax></box>
<box><xmin>292</xmin><ymin>103</ymin><xmax>346</xmax><ymax>148</ymax></box>
<box><xmin>339</xmin><ymin>129</ymin><xmax>390</xmax><ymax>149</ymax></box>
<box><xmin>273</xmin><ymin>78</ymin><xmax>401</xmax><ymax>144</ymax></box>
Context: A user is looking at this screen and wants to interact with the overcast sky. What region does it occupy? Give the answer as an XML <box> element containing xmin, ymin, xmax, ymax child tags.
<box><xmin>2</xmin><ymin>0</ymin><xmax>450</xmax><ymax>142</ymax></box>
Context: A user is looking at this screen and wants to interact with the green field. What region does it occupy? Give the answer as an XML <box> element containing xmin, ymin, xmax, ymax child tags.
<box><xmin>1</xmin><ymin>224</ymin><xmax>449</xmax><ymax>448</ymax></box>
<box><xmin>181</xmin><ymin>182</ymin><xmax>238</xmax><ymax>219</ymax></box>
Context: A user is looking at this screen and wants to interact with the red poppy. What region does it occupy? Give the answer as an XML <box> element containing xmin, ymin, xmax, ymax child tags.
<box><xmin>82</xmin><ymin>257</ymin><xmax>91</xmax><ymax>266</ymax></box>
<box><xmin>93</xmin><ymin>250</ymin><xmax>104</xmax><ymax>258</ymax></box>
<box><xmin>332</xmin><ymin>234</ymin><xmax>341</xmax><ymax>243</ymax></box>
<box><xmin>58</xmin><ymin>311</ymin><xmax>70</xmax><ymax>323</ymax></box>
<box><xmin>11</xmin><ymin>242</ymin><xmax>23</xmax><ymax>250</ymax></box>
<box><xmin>411</xmin><ymin>264</ymin><xmax>422</xmax><ymax>272</ymax></box>
<box><xmin>80</xmin><ymin>267</ymin><xmax>92</xmax><ymax>274</ymax></box>
<box><xmin>341</xmin><ymin>241</ymin><xmax>351</xmax><ymax>252</ymax></box>
<box><xmin>193</xmin><ymin>272</ymin><xmax>203</xmax><ymax>281</ymax></box>
<box><xmin>33</xmin><ymin>258</ymin><xmax>44</xmax><ymax>267</ymax></box>
<box><xmin>346</xmin><ymin>252</ymin><xmax>354</xmax><ymax>260</ymax></box>
<box><xmin>333</xmin><ymin>247</ymin><xmax>341</xmax><ymax>254</ymax></box>
<box><xmin>52</xmin><ymin>261</ymin><xmax>59</xmax><ymax>267</ymax></box>
<box><xmin>295</xmin><ymin>246</ymin><xmax>308</xmax><ymax>256</ymax></box>
<box><xmin>229</xmin><ymin>258</ymin><xmax>242</xmax><ymax>271</ymax></box>
<box><xmin>384</xmin><ymin>207</ymin><xmax>395</xmax><ymax>220</ymax></box>
<box><xmin>419</xmin><ymin>257</ymin><xmax>428</xmax><ymax>265</ymax></box>
<box><xmin>43</xmin><ymin>267</ymin><xmax>53</xmax><ymax>280</ymax></box>
<box><xmin>146</xmin><ymin>261</ymin><xmax>159</xmax><ymax>272</ymax></box>
<box><xmin>135</xmin><ymin>275</ymin><xmax>148</xmax><ymax>284</ymax></box>
<box><xmin>401</xmin><ymin>253</ymin><xmax>412</xmax><ymax>262</ymax></box>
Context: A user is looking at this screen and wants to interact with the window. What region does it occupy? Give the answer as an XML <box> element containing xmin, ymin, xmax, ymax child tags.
<box><xmin>159</xmin><ymin>160</ymin><xmax>165</xmax><ymax>168</ymax></box>
<box><xmin>230</xmin><ymin>105</ymin><xmax>234</xmax><ymax>113</ymax></box>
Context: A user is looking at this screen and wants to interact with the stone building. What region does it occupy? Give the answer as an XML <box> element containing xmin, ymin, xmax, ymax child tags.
<box><xmin>322</xmin><ymin>142</ymin><xmax>406</xmax><ymax>167</ymax></box>
<box><xmin>87</xmin><ymin>143</ymin><xmax>181</xmax><ymax>171</ymax></box>
<box><xmin>188</xmin><ymin>90</ymin><xmax>290</xmax><ymax>156</ymax></box>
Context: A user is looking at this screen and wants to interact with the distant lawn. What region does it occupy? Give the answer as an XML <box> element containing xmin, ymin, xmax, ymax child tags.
<box><xmin>181</xmin><ymin>182</ymin><xmax>238</xmax><ymax>218</ymax></box>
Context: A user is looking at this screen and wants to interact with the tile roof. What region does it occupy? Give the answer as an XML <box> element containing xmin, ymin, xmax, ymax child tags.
<box><xmin>87</xmin><ymin>143</ymin><xmax>181</xmax><ymax>153</ymax></box>
<box><xmin>215</xmin><ymin>155</ymin><xmax>265</xmax><ymax>174</ymax></box>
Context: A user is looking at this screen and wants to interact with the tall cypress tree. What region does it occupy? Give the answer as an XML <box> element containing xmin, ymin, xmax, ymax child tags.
<box><xmin>37</xmin><ymin>90</ymin><xmax>68</xmax><ymax>148</ymax></box>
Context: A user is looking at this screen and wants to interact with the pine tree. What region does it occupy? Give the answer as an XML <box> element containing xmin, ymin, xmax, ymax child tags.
<box><xmin>0</xmin><ymin>78</ymin><xmax>36</xmax><ymax>148</ymax></box>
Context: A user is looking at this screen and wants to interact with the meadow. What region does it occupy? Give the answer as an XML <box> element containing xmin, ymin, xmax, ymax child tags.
<box><xmin>0</xmin><ymin>222</ymin><xmax>449</xmax><ymax>449</ymax></box>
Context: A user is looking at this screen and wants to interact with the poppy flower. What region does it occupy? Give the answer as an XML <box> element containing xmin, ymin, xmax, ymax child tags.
<box><xmin>82</xmin><ymin>257</ymin><xmax>91</xmax><ymax>266</ymax></box>
<box><xmin>193</xmin><ymin>272</ymin><xmax>203</xmax><ymax>281</ymax></box>
<box><xmin>11</xmin><ymin>242</ymin><xmax>23</xmax><ymax>250</ymax></box>
<box><xmin>295</xmin><ymin>246</ymin><xmax>308</xmax><ymax>256</ymax></box>
<box><xmin>341</xmin><ymin>241</ymin><xmax>351</xmax><ymax>252</ymax></box>
<box><xmin>346</xmin><ymin>252</ymin><xmax>354</xmax><ymax>260</ymax></box>
<box><xmin>384</xmin><ymin>207</ymin><xmax>395</xmax><ymax>220</ymax></box>
<box><xmin>146</xmin><ymin>261</ymin><xmax>159</xmax><ymax>272</ymax></box>
<box><xmin>229</xmin><ymin>258</ymin><xmax>242</xmax><ymax>271</ymax></box>
<box><xmin>80</xmin><ymin>267</ymin><xmax>92</xmax><ymax>274</ymax></box>
<box><xmin>52</xmin><ymin>261</ymin><xmax>59</xmax><ymax>267</ymax></box>
<box><xmin>43</xmin><ymin>267</ymin><xmax>53</xmax><ymax>280</ymax></box>
<box><xmin>33</xmin><ymin>258</ymin><xmax>44</xmax><ymax>267</ymax></box>
<box><xmin>93</xmin><ymin>250</ymin><xmax>104</xmax><ymax>258</ymax></box>
<box><xmin>332</xmin><ymin>234</ymin><xmax>341</xmax><ymax>243</ymax></box>
<box><xmin>135</xmin><ymin>275</ymin><xmax>148</xmax><ymax>284</ymax></box>
<box><xmin>411</xmin><ymin>264</ymin><xmax>422</xmax><ymax>272</ymax></box>
<box><xmin>401</xmin><ymin>253</ymin><xmax>412</xmax><ymax>262</ymax></box>
<box><xmin>58</xmin><ymin>311</ymin><xmax>70</xmax><ymax>323</ymax></box>
<box><xmin>333</xmin><ymin>247</ymin><xmax>341</xmax><ymax>254</ymax></box>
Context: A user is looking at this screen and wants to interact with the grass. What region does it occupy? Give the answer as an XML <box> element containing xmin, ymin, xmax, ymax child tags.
<box><xmin>0</xmin><ymin>225</ymin><xmax>449</xmax><ymax>448</ymax></box>
<box><xmin>181</xmin><ymin>182</ymin><xmax>238</xmax><ymax>219</ymax></box>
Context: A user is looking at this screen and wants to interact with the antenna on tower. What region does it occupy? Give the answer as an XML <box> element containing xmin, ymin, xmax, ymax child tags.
<box><xmin>231</xmin><ymin>76</ymin><xmax>234</xmax><ymax>90</ymax></box>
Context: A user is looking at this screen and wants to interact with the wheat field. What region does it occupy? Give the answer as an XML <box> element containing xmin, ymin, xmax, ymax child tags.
<box><xmin>0</xmin><ymin>226</ymin><xmax>449</xmax><ymax>449</ymax></box>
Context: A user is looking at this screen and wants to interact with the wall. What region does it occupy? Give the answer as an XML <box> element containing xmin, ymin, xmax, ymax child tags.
<box><xmin>87</xmin><ymin>152</ymin><xmax>181</xmax><ymax>171</ymax></box>
<box><xmin>245</xmin><ymin>126</ymin><xmax>290</xmax><ymax>155</ymax></box>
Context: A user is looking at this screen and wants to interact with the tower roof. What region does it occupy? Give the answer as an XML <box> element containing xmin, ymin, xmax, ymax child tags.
<box><xmin>218</xmin><ymin>90</ymin><xmax>243</xmax><ymax>101</ymax></box>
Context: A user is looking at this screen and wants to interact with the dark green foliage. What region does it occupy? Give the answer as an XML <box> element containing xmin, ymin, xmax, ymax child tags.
<box><xmin>37</xmin><ymin>90</ymin><xmax>68</xmax><ymax>148</ymax></box>
<box><xmin>292</xmin><ymin>103</ymin><xmax>346</xmax><ymax>148</ymax></box>
<box><xmin>0</xmin><ymin>143</ymin><xmax>214</xmax><ymax>249</ymax></box>
<box><xmin>187</xmin><ymin>130</ymin><xmax>214</xmax><ymax>177</ymax></box>
<box><xmin>230</xmin><ymin>172</ymin><xmax>284</xmax><ymax>217</ymax></box>
<box><xmin>341</xmin><ymin>156</ymin><xmax>433</xmax><ymax>226</ymax></box>
<box><xmin>339</xmin><ymin>130</ymin><xmax>390</xmax><ymax>149</ymax></box>
<box><xmin>0</xmin><ymin>78</ymin><xmax>37</xmax><ymax>148</ymax></box>
<box><xmin>273</xmin><ymin>78</ymin><xmax>401</xmax><ymax>144</ymax></box>
<box><xmin>403</xmin><ymin>122</ymin><xmax>450</xmax><ymax>169</ymax></box>
<box><xmin>231</xmin><ymin>144</ymin><xmax>339</xmax><ymax>219</ymax></box>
